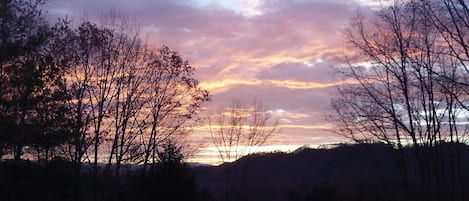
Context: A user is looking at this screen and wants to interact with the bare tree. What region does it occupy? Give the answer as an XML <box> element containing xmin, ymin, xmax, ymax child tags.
<box><xmin>63</xmin><ymin>15</ymin><xmax>209</xmax><ymax>173</ymax></box>
<box><xmin>208</xmin><ymin>100</ymin><xmax>278</xmax><ymax>201</ymax></box>
<box><xmin>61</xmin><ymin>15</ymin><xmax>209</xmax><ymax>201</ymax></box>
<box><xmin>63</xmin><ymin>21</ymin><xmax>100</xmax><ymax>166</ymax></box>
<box><xmin>141</xmin><ymin>45</ymin><xmax>210</xmax><ymax>170</ymax></box>
<box><xmin>333</xmin><ymin>1</ymin><xmax>469</xmax><ymax>200</ymax></box>
<box><xmin>97</xmin><ymin>15</ymin><xmax>148</xmax><ymax>176</ymax></box>
<box><xmin>0</xmin><ymin>3</ymin><xmax>211</xmax><ymax>200</ymax></box>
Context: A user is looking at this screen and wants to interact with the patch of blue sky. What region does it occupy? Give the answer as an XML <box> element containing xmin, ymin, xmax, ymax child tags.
<box><xmin>192</xmin><ymin>0</ymin><xmax>262</xmax><ymax>16</ymax></box>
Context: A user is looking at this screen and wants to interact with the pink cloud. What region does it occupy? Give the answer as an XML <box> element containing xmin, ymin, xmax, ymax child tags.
<box><xmin>45</xmin><ymin>0</ymin><xmax>368</xmax><ymax>162</ymax></box>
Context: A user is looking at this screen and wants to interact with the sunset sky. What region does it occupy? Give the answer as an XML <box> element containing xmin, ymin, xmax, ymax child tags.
<box><xmin>46</xmin><ymin>0</ymin><xmax>386</xmax><ymax>164</ymax></box>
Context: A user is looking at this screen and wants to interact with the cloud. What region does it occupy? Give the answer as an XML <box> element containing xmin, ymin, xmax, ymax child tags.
<box><xmin>45</xmin><ymin>0</ymin><xmax>368</xmax><ymax>163</ymax></box>
<box><xmin>256</xmin><ymin>59</ymin><xmax>340</xmax><ymax>82</ymax></box>
<box><xmin>46</xmin><ymin>0</ymin><xmax>360</xmax><ymax>73</ymax></box>
<box><xmin>199</xmin><ymin>78</ymin><xmax>356</xmax><ymax>94</ymax></box>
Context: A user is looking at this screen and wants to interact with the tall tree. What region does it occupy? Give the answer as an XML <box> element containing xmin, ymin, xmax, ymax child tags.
<box><xmin>141</xmin><ymin>45</ymin><xmax>210</xmax><ymax>169</ymax></box>
<box><xmin>333</xmin><ymin>1</ymin><xmax>468</xmax><ymax>200</ymax></box>
<box><xmin>64</xmin><ymin>16</ymin><xmax>209</xmax><ymax>173</ymax></box>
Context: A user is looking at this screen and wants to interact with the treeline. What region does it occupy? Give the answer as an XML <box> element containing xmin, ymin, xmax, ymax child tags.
<box><xmin>0</xmin><ymin>0</ymin><xmax>210</xmax><ymax>200</ymax></box>
<box><xmin>0</xmin><ymin>0</ymin><xmax>209</xmax><ymax>167</ymax></box>
<box><xmin>0</xmin><ymin>141</ymin><xmax>214</xmax><ymax>201</ymax></box>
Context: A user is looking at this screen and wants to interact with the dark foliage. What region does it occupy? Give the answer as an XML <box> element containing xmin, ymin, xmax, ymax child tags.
<box><xmin>0</xmin><ymin>158</ymin><xmax>210</xmax><ymax>201</ymax></box>
<box><xmin>0</xmin><ymin>0</ymin><xmax>74</xmax><ymax>161</ymax></box>
<box><xmin>0</xmin><ymin>158</ymin><xmax>80</xmax><ymax>201</ymax></box>
<box><xmin>132</xmin><ymin>141</ymin><xmax>204</xmax><ymax>201</ymax></box>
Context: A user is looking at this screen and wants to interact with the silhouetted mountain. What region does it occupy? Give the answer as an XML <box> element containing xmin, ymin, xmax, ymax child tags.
<box><xmin>192</xmin><ymin>143</ymin><xmax>469</xmax><ymax>201</ymax></box>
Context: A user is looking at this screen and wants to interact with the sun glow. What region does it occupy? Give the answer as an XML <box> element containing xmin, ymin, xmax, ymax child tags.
<box><xmin>187</xmin><ymin>144</ymin><xmax>305</xmax><ymax>165</ymax></box>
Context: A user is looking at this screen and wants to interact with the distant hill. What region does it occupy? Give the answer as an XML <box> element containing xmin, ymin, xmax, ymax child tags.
<box><xmin>192</xmin><ymin>143</ymin><xmax>469</xmax><ymax>201</ymax></box>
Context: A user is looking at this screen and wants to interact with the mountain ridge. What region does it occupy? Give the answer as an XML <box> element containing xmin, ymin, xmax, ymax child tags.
<box><xmin>192</xmin><ymin>143</ymin><xmax>469</xmax><ymax>201</ymax></box>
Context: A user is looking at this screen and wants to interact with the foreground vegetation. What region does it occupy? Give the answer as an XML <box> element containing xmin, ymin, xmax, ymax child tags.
<box><xmin>0</xmin><ymin>142</ymin><xmax>213</xmax><ymax>201</ymax></box>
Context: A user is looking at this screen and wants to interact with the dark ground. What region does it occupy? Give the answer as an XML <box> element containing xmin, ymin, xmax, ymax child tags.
<box><xmin>0</xmin><ymin>143</ymin><xmax>468</xmax><ymax>201</ymax></box>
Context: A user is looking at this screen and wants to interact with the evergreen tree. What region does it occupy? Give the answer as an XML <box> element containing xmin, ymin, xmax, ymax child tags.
<box><xmin>0</xmin><ymin>0</ymin><xmax>74</xmax><ymax>160</ymax></box>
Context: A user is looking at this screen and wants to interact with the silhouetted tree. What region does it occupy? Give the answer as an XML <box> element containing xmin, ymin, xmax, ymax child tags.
<box><xmin>0</xmin><ymin>2</ymin><xmax>211</xmax><ymax>201</ymax></box>
<box><xmin>63</xmin><ymin>17</ymin><xmax>209</xmax><ymax>173</ymax></box>
<box><xmin>59</xmin><ymin>14</ymin><xmax>209</xmax><ymax>201</ymax></box>
<box><xmin>333</xmin><ymin>1</ymin><xmax>469</xmax><ymax>200</ymax></box>
<box><xmin>208</xmin><ymin>100</ymin><xmax>278</xmax><ymax>201</ymax></box>
<box><xmin>141</xmin><ymin>45</ymin><xmax>210</xmax><ymax>169</ymax></box>
<box><xmin>137</xmin><ymin>140</ymin><xmax>199</xmax><ymax>201</ymax></box>
<box><xmin>418</xmin><ymin>1</ymin><xmax>469</xmax><ymax>199</ymax></box>
<box><xmin>0</xmin><ymin>0</ymin><xmax>74</xmax><ymax>161</ymax></box>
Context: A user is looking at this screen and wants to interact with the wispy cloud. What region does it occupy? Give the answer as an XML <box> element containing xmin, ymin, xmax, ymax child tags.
<box><xmin>46</xmin><ymin>0</ymin><xmax>368</xmax><ymax>163</ymax></box>
<box><xmin>200</xmin><ymin>78</ymin><xmax>357</xmax><ymax>93</ymax></box>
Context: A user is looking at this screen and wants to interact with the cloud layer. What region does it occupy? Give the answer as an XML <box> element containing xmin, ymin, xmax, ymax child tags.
<box><xmin>46</xmin><ymin>0</ymin><xmax>370</xmax><ymax>164</ymax></box>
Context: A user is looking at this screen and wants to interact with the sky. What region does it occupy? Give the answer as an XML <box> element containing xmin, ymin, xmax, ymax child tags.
<box><xmin>46</xmin><ymin>0</ymin><xmax>383</xmax><ymax>164</ymax></box>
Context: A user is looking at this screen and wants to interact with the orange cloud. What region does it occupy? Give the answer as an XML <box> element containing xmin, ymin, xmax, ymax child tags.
<box><xmin>267</xmin><ymin>79</ymin><xmax>357</xmax><ymax>89</ymax></box>
<box><xmin>199</xmin><ymin>78</ymin><xmax>262</xmax><ymax>92</ymax></box>
<box><xmin>200</xmin><ymin>78</ymin><xmax>358</xmax><ymax>93</ymax></box>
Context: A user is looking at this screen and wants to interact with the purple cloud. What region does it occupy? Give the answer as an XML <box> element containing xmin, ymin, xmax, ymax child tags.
<box><xmin>45</xmin><ymin>0</ymin><xmax>368</xmax><ymax>163</ymax></box>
